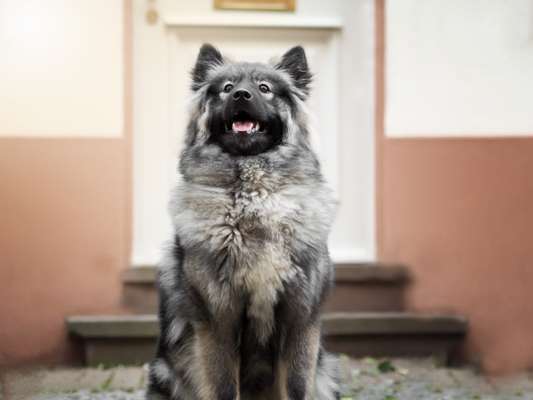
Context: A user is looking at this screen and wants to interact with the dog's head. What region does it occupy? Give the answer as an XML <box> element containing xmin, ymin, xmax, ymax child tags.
<box><xmin>188</xmin><ymin>44</ymin><xmax>312</xmax><ymax>156</ymax></box>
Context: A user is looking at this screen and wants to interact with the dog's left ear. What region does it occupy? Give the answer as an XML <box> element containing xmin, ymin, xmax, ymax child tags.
<box><xmin>276</xmin><ymin>46</ymin><xmax>312</xmax><ymax>96</ymax></box>
<box><xmin>191</xmin><ymin>43</ymin><xmax>224</xmax><ymax>91</ymax></box>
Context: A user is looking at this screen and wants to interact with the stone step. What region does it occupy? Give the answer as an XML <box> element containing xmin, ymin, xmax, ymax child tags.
<box><xmin>121</xmin><ymin>263</ymin><xmax>410</xmax><ymax>314</ymax></box>
<box><xmin>67</xmin><ymin>312</ymin><xmax>467</xmax><ymax>366</ymax></box>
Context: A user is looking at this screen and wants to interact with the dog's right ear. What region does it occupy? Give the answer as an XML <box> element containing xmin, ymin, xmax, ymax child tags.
<box><xmin>191</xmin><ymin>44</ymin><xmax>223</xmax><ymax>91</ymax></box>
<box><xmin>276</xmin><ymin>46</ymin><xmax>312</xmax><ymax>97</ymax></box>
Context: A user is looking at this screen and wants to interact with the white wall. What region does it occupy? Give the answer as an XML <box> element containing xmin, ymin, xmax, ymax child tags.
<box><xmin>386</xmin><ymin>0</ymin><xmax>533</xmax><ymax>137</ymax></box>
<box><xmin>0</xmin><ymin>0</ymin><xmax>124</xmax><ymax>137</ymax></box>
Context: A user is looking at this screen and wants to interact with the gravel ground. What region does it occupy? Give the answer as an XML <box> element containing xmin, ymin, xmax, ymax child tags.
<box><xmin>6</xmin><ymin>358</ymin><xmax>533</xmax><ymax>400</ymax></box>
<box><xmin>34</xmin><ymin>391</ymin><xmax>145</xmax><ymax>400</ymax></box>
<box><xmin>337</xmin><ymin>357</ymin><xmax>533</xmax><ymax>400</ymax></box>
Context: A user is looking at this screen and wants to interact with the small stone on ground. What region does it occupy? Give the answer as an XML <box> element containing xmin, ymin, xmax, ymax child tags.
<box><xmin>4</xmin><ymin>358</ymin><xmax>533</xmax><ymax>399</ymax></box>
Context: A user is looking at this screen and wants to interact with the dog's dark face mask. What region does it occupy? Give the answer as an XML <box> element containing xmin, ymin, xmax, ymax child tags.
<box><xmin>190</xmin><ymin>44</ymin><xmax>312</xmax><ymax>156</ymax></box>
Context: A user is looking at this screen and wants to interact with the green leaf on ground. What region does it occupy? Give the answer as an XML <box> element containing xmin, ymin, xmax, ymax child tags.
<box><xmin>99</xmin><ymin>370</ymin><xmax>115</xmax><ymax>391</ymax></box>
<box><xmin>377</xmin><ymin>360</ymin><xmax>396</xmax><ymax>374</ymax></box>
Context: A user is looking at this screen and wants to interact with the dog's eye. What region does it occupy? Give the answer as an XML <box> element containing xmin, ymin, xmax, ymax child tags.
<box><xmin>259</xmin><ymin>83</ymin><xmax>271</xmax><ymax>94</ymax></box>
<box><xmin>223</xmin><ymin>83</ymin><xmax>234</xmax><ymax>93</ymax></box>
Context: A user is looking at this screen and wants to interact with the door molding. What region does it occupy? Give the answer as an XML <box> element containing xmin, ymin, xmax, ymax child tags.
<box><xmin>164</xmin><ymin>15</ymin><xmax>342</xmax><ymax>29</ymax></box>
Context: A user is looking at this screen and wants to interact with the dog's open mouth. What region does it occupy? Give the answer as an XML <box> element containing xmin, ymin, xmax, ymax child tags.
<box><xmin>227</xmin><ymin>111</ymin><xmax>265</xmax><ymax>135</ymax></box>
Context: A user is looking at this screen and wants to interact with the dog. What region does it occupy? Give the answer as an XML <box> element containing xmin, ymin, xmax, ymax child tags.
<box><xmin>146</xmin><ymin>44</ymin><xmax>339</xmax><ymax>400</ymax></box>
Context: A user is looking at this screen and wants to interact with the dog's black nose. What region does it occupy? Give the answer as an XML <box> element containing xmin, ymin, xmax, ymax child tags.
<box><xmin>232</xmin><ymin>89</ymin><xmax>253</xmax><ymax>101</ymax></box>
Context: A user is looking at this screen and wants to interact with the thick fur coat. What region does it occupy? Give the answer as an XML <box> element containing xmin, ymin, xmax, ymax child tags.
<box><xmin>147</xmin><ymin>44</ymin><xmax>338</xmax><ymax>400</ymax></box>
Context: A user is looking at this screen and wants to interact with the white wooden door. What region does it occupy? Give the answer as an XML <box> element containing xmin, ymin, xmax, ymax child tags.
<box><xmin>132</xmin><ymin>0</ymin><xmax>376</xmax><ymax>266</ymax></box>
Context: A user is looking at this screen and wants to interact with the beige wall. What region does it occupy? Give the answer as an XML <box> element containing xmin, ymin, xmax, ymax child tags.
<box><xmin>0</xmin><ymin>0</ymin><xmax>132</xmax><ymax>366</ymax></box>
<box><xmin>377</xmin><ymin>0</ymin><xmax>533</xmax><ymax>374</ymax></box>
<box><xmin>385</xmin><ymin>0</ymin><xmax>533</xmax><ymax>137</ymax></box>
<box><xmin>0</xmin><ymin>0</ymin><xmax>125</xmax><ymax>137</ymax></box>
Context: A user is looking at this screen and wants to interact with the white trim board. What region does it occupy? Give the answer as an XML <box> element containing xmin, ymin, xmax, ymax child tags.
<box><xmin>164</xmin><ymin>15</ymin><xmax>343</xmax><ymax>29</ymax></box>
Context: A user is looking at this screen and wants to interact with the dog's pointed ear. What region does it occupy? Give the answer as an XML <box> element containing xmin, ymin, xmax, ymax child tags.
<box><xmin>191</xmin><ymin>44</ymin><xmax>223</xmax><ymax>91</ymax></box>
<box><xmin>276</xmin><ymin>46</ymin><xmax>312</xmax><ymax>96</ymax></box>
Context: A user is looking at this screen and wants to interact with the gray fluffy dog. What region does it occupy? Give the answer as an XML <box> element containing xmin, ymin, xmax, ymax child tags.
<box><xmin>146</xmin><ymin>44</ymin><xmax>339</xmax><ymax>400</ymax></box>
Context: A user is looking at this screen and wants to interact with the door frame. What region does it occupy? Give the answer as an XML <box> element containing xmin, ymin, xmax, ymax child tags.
<box><xmin>131</xmin><ymin>0</ymin><xmax>376</xmax><ymax>267</ymax></box>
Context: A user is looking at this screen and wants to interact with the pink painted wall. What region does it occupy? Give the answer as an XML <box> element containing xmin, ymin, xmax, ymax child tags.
<box><xmin>0</xmin><ymin>139</ymin><xmax>131</xmax><ymax>366</ymax></box>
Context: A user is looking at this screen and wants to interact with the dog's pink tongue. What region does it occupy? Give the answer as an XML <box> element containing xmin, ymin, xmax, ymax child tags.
<box><xmin>232</xmin><ymin>121</ymin><xmax>254</xmax><ymax>133</ymax></box>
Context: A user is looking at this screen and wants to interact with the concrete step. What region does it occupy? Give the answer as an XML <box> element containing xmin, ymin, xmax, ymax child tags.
<box><xmin>66</xmin><ymin>312</ymin><xmax>467</xmax><ymax>366</ymax></box>
<box><xmin>121</xmin><ymin>263</ymin><xmax>410</xmax><ymax>314</ymax></box>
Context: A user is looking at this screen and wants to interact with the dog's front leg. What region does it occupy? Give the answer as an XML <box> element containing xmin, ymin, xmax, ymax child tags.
<box><xmin>278</xmin><ymin>322</ymin><xmax>321</xmax><ymax>400</ymax></box>
<box><xmin>191</xmin><ymin>322</ymin><xmax>240</xmax><ymax>400</ymax></box>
